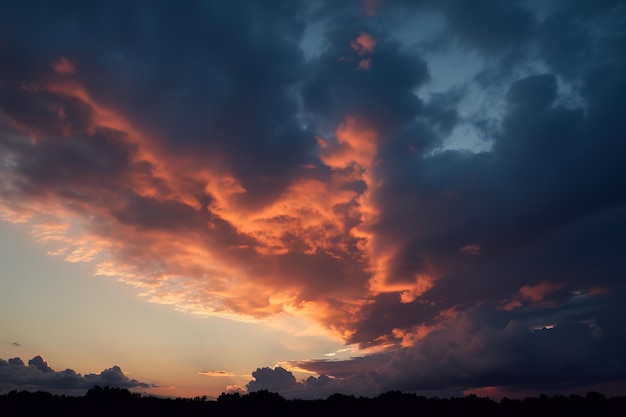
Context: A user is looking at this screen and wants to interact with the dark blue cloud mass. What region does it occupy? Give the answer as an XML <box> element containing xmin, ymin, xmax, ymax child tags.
<box><xmin>1</xmin><ymin>0</ymin><xmax>625</xmax><ymax>399</ymax></box>
<box><xmin>0</xmin><ymin>356</ymin><xmax>150</xmax><ymax>394</ymax></box>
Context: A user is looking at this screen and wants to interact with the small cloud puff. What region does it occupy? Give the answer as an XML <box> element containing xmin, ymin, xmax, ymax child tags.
<box><xmin>51</xmin><ymin>56</ymin><xmax>76</xmax><ymax>74</ymax></box>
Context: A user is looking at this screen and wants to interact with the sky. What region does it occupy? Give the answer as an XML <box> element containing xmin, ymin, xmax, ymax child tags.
<box><xmin>1</xmin><ymin>0</ymin><xmax>626</xmax><ymax>401</ymax></box>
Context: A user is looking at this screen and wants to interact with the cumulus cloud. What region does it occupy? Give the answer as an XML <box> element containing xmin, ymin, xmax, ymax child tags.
<box><xmin>0</xmin><ymin>356</ymin><xmax>150</xmax><ymax>394</ymax></box>
<box><xmin>244</xmin><ymin>365</ymin><xmax>374</xmax><ymax>400</ymax></box>
<box><xmin>246</xmin><ymin>367</ymin><xmax>298</xmax><ymax>393</ymax></box>
<box><xmin>28</xmin><ymin>355</ymin><xmax>53</xmax><ymax>373</ymax></box>
<box><xmin>1</xmin><ymin>0</ymin><xmax>625</xmax><ymax>399</ymax></box>
<box><xmin>7</xmin><ymin>358</ymin><xmax>25</xmax><ymax>366</ymax></box>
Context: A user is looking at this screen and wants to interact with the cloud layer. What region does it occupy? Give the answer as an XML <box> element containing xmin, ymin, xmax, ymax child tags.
<box><xmin>0</xmin><ymin>356</ymin><xmax>149</xmax><ymax>394</ymax></box>
<box><xmin>1</xmin><ymin>0</ymin><xmax>625</xmax><ymax>398</ymax></box>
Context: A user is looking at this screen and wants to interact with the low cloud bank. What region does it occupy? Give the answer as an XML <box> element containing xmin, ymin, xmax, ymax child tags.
<box><xmin>0</xmin><ymin>355</ymin><xmax>150</xmax><ymax>395</ymax></box>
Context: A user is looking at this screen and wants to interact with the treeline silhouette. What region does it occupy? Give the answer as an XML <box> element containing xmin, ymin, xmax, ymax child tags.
<box><xmin>1</xmin><ymin>385</ymin><xmax>626</xmax><ymax>416</ymax></box>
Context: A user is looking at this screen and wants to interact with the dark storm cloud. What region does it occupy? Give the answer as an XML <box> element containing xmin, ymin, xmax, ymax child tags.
<box><xmin>350</xmin><ymin>58</ymin><xmax>626</xmax><ymax>340</ymax></box>
<box><xmin>302</xmin><ymin>22</ymin><xmax>429</xmax><ymax>135</ymax></box>
<box><xmin>1</xmin><ymin>0</ymin><xmax>626</xmax><ymax>399</ymax></box>
<box><xmin>0</xmin><ymin>356</ymin><xmax>150</xmax><ymax>394</ymax></box>
<box><xmin>246</xmin><ymin>367</ymin><xmax>298</xmax><ymax>393</ymax></box>
<box><xmin>304</xmin><ymin>0</ymin><xmax>626</xmax><ymax>398</ymax></box>
<box><xmin>1</xmin><ymin>0</ymin><xmax>316</xmax><ymax>206</ymax></box>
<box><xmin>295</xmin><ymin>290</ymin><xmax>626</xmax><ymax>396</ymax></box>
<box><xmin>113</xmin><ymin>193</ymin><xmax>206</xmax><ymax>230</ymax></box>
<box><xmin>537</xmin><ymin>0</ymin><xmax>626</xmax><ymax>79</ymax></box>
<box><xmin>7</xmin><ymin>358</ymin><xmax>24</xmax><ymax>366</ymax></box>
<box><xmin>438</xmin><ymin>0</ymin><xmax>537</xmax><ymax>52</ymax></box>
<box><xmin>29</xmin><ymin>355</ymin><xmax>53</xmax><ymax>373</ymax></box>
<box><xmin>380</xmin><ymin>299</ymin><xmax>626</xmax><ymax>393</ymax></box>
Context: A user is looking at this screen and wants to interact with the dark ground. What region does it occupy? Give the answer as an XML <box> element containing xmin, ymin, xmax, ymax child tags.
<box><xmin>2</xmin><ymin>386</ymin><xmax>625</xmax><ymax>416</ymax></box>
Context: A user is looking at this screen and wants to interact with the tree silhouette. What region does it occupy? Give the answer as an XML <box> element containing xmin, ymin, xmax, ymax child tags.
<box><xmin>1</xmin><ymin>388</ymin><xmax>625</xmax><ymax>416</ymax></box>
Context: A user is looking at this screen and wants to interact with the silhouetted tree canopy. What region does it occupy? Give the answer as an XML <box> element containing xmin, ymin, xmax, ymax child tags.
<box><xmin>1</xmin><ymin>387</ymin><xmax>625</xmax><ymax>416</ymax></box>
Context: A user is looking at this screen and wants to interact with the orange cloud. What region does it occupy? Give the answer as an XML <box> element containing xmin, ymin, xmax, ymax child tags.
<box><xmin>318</xmin><ymin>116</ymin><xmax>379</xmax><ymax>169</ymax></box>
<box><xmin>391</xmin><ymin>308</ymin><xmax>460</xmax><ymax>347</ymax></box>
<box><xmin>347</xmin><ymin>33</ymin><xmax>378</xmax><ymax>71</ymax></box>
<box><xmin>199</xmin><ymin>370</ymin><xmax>249</xmax><ymax>378</ymax></box>
<box><xmin>392</xmin><ymin>324</ymin><xmax>433</xmax><ymax>347</ymax></box>
<box><xmin>1</xmin><ymin>79</ymin><xmax>391</xmax><ymax>342</ymax></box>
<box><xmin>518</xmin><ymin>281</ymin><xmax>564</xmax><ymax>302</ymax></box>
<box><xmin>52</xmin><ymin>56</ymin><xmax>76</xmax><ymax>74</ymax></box>
<box><xmin>357</xmin><ymin>58</ymin><xmax>372</xmax><ymax>70</ymax></box>
<box><xmin>399</xmin><ymin>275</ymin><xmax>435</xmax><ymax>303</ymax></box>
<box><xmin>350</xmin><ymin>33</ymin><xmax>377</xmax><ymax>55</ymax></box>
<box><xmin>500</xmin><ymin>281</ymin><xmax>565</xmax><ymax>311</ymax></box>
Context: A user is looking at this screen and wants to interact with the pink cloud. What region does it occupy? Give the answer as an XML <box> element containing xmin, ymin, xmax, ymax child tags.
<box><xmin>350</xmin><ymin>33</ymin><xmax>377</xmax><ymax>55</ymax></box>
<box><xmin>0</xmin><ymin>82</ymin><xmax>386</xmax><ymax>341</ymax></box>
<box><xmin>357</xmin><ymin>58</ymin><xmax>372</xmax><ymax>71</ymax></box>
<box><xmin>518</xmin><ymin>281</ymin><xmax>564</xmax><ymax>302</ymax></box>
<box><xmin>459</xmin><ymin>243</ymin><xmax>481</xmax><ymax>255</ymax></box>
<box><xmin>500</xmin><ymin>281</ymin><xmax>566</xmax><ymax>311</ymax></box>
<box><xmin>347</xmin><ymin>33</ymin><xmax>378</xmax><ymax>71</ymax></box>
<box><xmin>318</xmin><ymin>116</ymin><xmax>379</xmax><ymax>169</ymax></box>
<box><xmin>51</xmin><ymin>56</ymin><xmax>76</xmax><ymax>74</ymax></box>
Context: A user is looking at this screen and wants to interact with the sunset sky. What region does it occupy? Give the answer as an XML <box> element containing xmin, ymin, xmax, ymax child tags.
<box><xmin>1</xmin><ymin>0</ymin><xmax>626</xmax><ymax>401</ymax></box>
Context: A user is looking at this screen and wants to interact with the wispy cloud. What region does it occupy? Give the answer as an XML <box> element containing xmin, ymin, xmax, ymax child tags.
<box><xmin>199</xmin><ymin>370</ymin><xmax>250</xmax><ymax>378</ymax></box>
